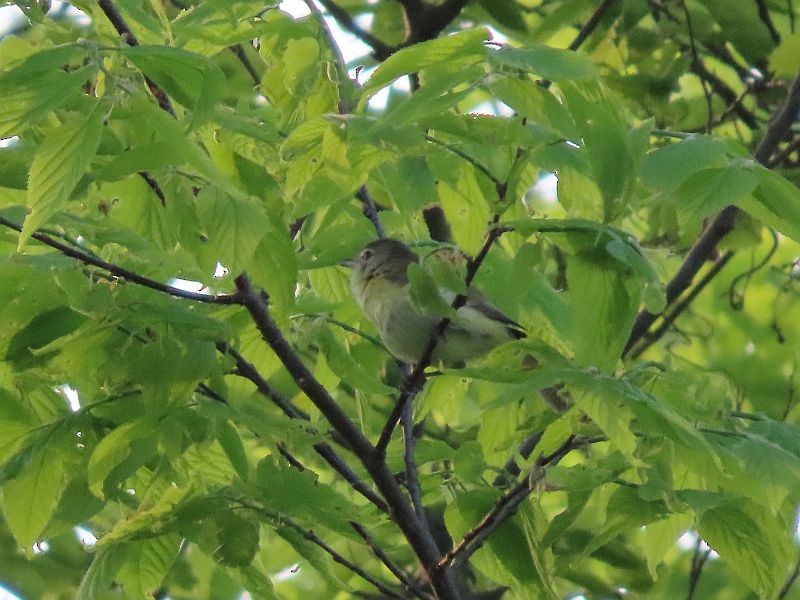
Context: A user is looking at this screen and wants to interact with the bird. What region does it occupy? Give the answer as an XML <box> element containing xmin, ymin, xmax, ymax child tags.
<box><xmin>346</xmin><ymin>238</ymin><xmax>525</xmax><ymax>365</ymax></box>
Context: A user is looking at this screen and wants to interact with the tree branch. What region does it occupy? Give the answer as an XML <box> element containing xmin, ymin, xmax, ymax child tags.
<box><xmin>624</xmin><ymin>69</ymin><xmax>800</xmax><ymax>355</ymax></box>
<box><xmin>232</xmin><ymin>273</ymin><xmax>459</xmax><ymax>599</ymax></box>
<box><xmin>628</xmin><ymin>251</ymin><xmax>734</xmax><ymax>359</ymax></box>
<box><xmin>350</xmin><ymin>521</ymin><xmax>427</xmax><ymax>598</ymax></box>
<box><xmin>96</xmin><ymin>0</ymin><xmax>176</xmax><ymax>117</ymax></box>
<box><xmin>218</xmin><ymin>339</ymin><xmax>389</xmax><ymax>512</ymax></box>
<box><xmin>755</xmin><ymin>0</ymin><xmax>781</xmax><ymax>43</ymax></box>
<box><xmin>316</xmin><ymin>0</ymin><xmax>396</xmax><ymax>60</ymax></box>
<box><xmin>356</xmin><ymin>186</ymin><xmax>386</xmax><ymax>238</ymax></box>
<box><xmin>568</xmin><ymin>0</ymin><xmax>619</xmax><ymax>51</ymax></box>
<box><xmin>0</xmin><ymin>215</ymin><xmax>238</xmax><ymax>304</ymax></box>
<box><xmin>403</xmin><ymin>0</ymin><xmax>469</xmax><ymax>46</ymax></box>
<box><xmin>439</xmin><ymin>436</ymin><xmax>578</xmax><ymax>571</ymax></box>
<box><xmin>236</xmin><ymin>499</ymin><xmax>405</xmax><ymax>599</ymax></box>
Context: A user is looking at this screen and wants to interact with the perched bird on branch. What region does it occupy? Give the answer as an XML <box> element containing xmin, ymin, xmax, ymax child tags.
<box><xmin>345</xmin><ymin>238</ymin><xmax>524</xmax><ymax>365</ymax></box>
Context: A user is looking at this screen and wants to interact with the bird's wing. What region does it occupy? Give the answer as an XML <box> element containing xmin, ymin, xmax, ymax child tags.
<box><xmin>441</xmin><ymin>287</ymin><xmax>526</xmax><ymax>338</ymax></box>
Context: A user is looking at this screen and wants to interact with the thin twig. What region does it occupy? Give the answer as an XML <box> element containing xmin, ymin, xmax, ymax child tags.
<box><xmin>0</xmin><ymin>215</ymin><xmax>238</xmax><ymax>304</ymax></box>
<box><xmin>236</xmin><ymin>499</ymin><xmax>404</xmax><ymax>599</ymax></box>
<box><xmin>221</xmin><ymin>343</ymin><xmax>310</xmax><ymax>420</ymax></box>
<box><xmin>423</xmin><ymin>135</ymin><xmax>503</xmax><ymax>188</ymax></box>
<box><xmin>402</xmin><ymin>390</ymin><xmax>425</xmax><ymax>519</ymax></box>
<box><xmin>196</xmin><ymin>383</ymin><xmax>228</xmax><ymax>404</ymax></box>
<box><xmin>375</xmin><ymin>225</ymin><xmax>510</xmax><ymax>455</ymax></box>
<box><xmin>568</xmin><ymin>0</ymin><xmax>618</xmax><ymax>51</ymax></box>
<box><xmin>315</xmin><ymin>0</ymin><xmax>395</xmax><ymax>60</ymax></box>
<box><xmin>219</xmin><ymin>342</ymin><xmax>389</xmax><ymax>512</ymax></box>
<box><xmin>755</xmin><ymin>0</ymin><xmax>781</xmax><ymax>43</ymax></box>
<box><xmin>228</xmin><ymin>44</ymin><xmax>260</xmax><ymax>85</ymax></box>
<box><xmin>681</xmin><ymin>0</ymin><xmax>715</xmax><ymax>133</ymax></box>
<box><xmin>629</xmin><ymin>251</ymin><xmax>734</xmax><ymax>359</ymax></box>
<box><xmin>439</xmin><ymin>436</ymin><xmax>578</xmax><ymax>571</ymax></box>
<box><xmin>96</xmin><ymin>0</ymin><xmax>176</xmax><ymax>117</ymax></box>
<box><xmin>686</xmin><ymin>536</ymin><xmax>712</xmax><ymax>600</ymax></box>
<box><xmin>137</xmin><ymin>171</ymin><xmax>167</xmax><ymax>206</ymax></box>
<box><xmin>356</xmin><ymin>186</ymin><xmax>386</xmax><ymax>238</ymax></box>
<box><xmin>350</xmin><ymin>521</ymin><xmax>427</xmax><ymax>598</ymax></box>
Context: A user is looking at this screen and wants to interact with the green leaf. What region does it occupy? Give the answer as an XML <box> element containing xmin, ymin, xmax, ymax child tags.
<box><xmin>1</xmin><ymin>439</ymin><xmax>65</xmax><ymax>551</ymax></box>
<box><xmin>121</xmin><ymin>46</ymin><xmax>225</xmax><ymax>124</ymax></box>
<box><xmin>213</xmin><ymin>511</ymin><xmax>260</xmax><ymax>567</ymax></box>
<box><xmin>0</xmin><ymin>65</ymin><xmax>93</xmax><ymax>137</ymax></box>
<box><xmin>642</xmin><ymin>513</ymin><xmax>693</xmax><ymax>579</ymax></box>
<box><xmin>490</xmin><ymin>77</ymin><xmax>578</xmax><ymax>139</ymax></box>
<box><xmin>249</xmin><ymin>214</ymin><xmax>297</xmax><ymax>320</ymax></box>
<box><xmin>640</xmin><ymin>137</ymin><xmax>729</xmax><ymax>192</ymax></box>
<box><xmin>116</xmin><ymin>533</ymin><xmax>183</xmax><ymax>597</ymax></box>
<box><xmin>567</xmin><ymin>251</ymin><xmax>641</xmax><ymax>371</ymax></box>
<box><xmin>741</xmin><ymin>166</ymin><xmax>800</xmax><ymax>242</ymax></box>
<box><xmin>315</xmin><ymin>328</ymin><xmax>394</xmax><ymax>394</ymax></box>
<box><xmin>700</xmin><ymin>500</ymin><xmax>795</xmax><ymax>598</ymax></box>
<box><xmin>359</xmin><ymin>28</ymin><xmax>489</xmax><ymax>104</ymax></box>
<box><xmin>253</xmin><ymin>460</ymin><xmax>371</xmax><ymax>535</ymax></box>
<box><xmin>769</xmin><ymin>32</ymin><xmax>800</xmax><ymax>77</ymax></box>
<box><xmin>408</xmin><ymin>262</ymin><xmax>453</xmax><ymax>319</ymax></box>
<box><xmin>674</xmin><ymin>165</ymin><xmax>759</xmax><ymax>231</ymax></box>
<box><xmin>19</xmin><ymin>106</ymin><xmax>105</xmax><ymax>248</ymax></box>
<box><xmin>445</xmin><ymin>490</ymin><xmax>552</xmax><ymax>595</ymax></box>
<box><xmin>87</xmin><ymin>417</ymin><xmax>161</xmax><ymax>499</ymax></box>
<box><xmin>76</xmin><ymin>545</ymin><xmax>129</xmax><ymax>600</ymax></box>
<box><xmin>489</xmin><ymin>44</ymin><xmax>596</xmax><ymax>80</ymax></box>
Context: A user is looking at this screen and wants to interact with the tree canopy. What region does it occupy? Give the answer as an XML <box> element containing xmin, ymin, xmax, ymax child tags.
<box><xmin>2</xmin><ymin>0</ymin><xmax>800</xmax><ymax>598</ymax></box>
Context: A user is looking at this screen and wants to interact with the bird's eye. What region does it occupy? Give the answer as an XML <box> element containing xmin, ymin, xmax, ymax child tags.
<box><xmin>360</xmin><ymin>249</ymin><xmax>373</xmax><ymax>261</ymax></box>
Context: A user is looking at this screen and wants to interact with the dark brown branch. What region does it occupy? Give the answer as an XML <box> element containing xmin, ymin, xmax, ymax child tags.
<box><xmin>0</xmin><ymin>215</ymin><xmax>238</xmax><ymax>304</ymax></box>
<box><xmin>624</xmin><ymin>69</ymin><xmax>800</xmax><ymax>355</ymax></box>
<box><xmin>228</xmin><ymin>44</ymin><xmax>260</xmax><ymax>85</ymax></box>
<box><xmin>350</xmin><ymin>521</ymin><xmax>426</xmax><ymax>598</ymax></box>
<box><xmin>232</xmin><ymin>274</ymin><xmax>458</xmax><ymax>599</ymax></box>
<box><xmin>221</xmin><ymin>343</ymin><xmax>310</xmax><ymax>420</ymax></box>
<box><xmin>568</xmin><ymin>0</ymin><xmax>619</xmax><ymax>51</ymax></box>
<box><xmin>96</xmin><ymin>0</ymin><xmax>176</xmax><ymax>117</ymax></box>
<box><xmin>755</xmin><ymin>0</ymin><xmax>781</xmax><ymax>43</ymax></box>
<box><xmin>778</xmin><ymin>556</ymin><xmax>800</xmax><ymax>599</ymax></box>
<box><xmin>402</xmin><ymin>391</ymin><xmax>425</xmax><ymax>519</ymax></box>
<box><xmin>688</xmin><ymin>55</ymin><xmax>759</xmax><ymax>130</ymax></box>
<box><xmin>219</xmin><ymin>342</ymin><xmax>389</xmax><ymax>512</ymax></box>
<box><xmin>356</xmin><ymin>186</ymin><xmax>386</xmax><ymax>238</ymax></box>
<box><xmin>375</xmin><ymin>225</ymin><xmax>510</xmax><ymax>455</ymax></box>
<box><xmin>316</xmin><ymin>0</ymin><xmax>396</xmax><ymax>60</ymax></box>
<box><xmin>686</xmin><ymin>536</ymin><xmax>712</xmax><ymax>600</ymax></box>
<box><xmin>629</xmin><ymin>251</ymin><xmax>733</xmax><ymax>359</ymax></box>
<box><xmin>403</xmin><ymin>0</ymin><xmax>469</xmax><ymax>46</ymax></box>
<box><xmin>439</xmin><ymin>436</ymin><xmax>577</xmax><ymax>571</ymax></box>
<box><xmin>137</xmin><ymin>171</ymin><xmax>167</xmax><ymax>206</ymax></box>
<box><xmin>681</xmin><ymin>0</ymin><xmax>715</xmax><ymax>132</ymax></box>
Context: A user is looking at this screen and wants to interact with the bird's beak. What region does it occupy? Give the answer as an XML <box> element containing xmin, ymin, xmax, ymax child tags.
<box><xmin>339</xmin><ymin>259</ymin><xmax>355</xmax><ymax>268</ymax></box>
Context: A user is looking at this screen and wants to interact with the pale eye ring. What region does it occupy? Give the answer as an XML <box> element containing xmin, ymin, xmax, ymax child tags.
<box><xmin>360</xmin><ymin>249</ymin><xmax>373</xmax><ymax>261</ymax></box>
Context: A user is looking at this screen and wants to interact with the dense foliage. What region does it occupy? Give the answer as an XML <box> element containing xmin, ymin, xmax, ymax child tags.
<box><xmin>2</xmin><ymin>0</ymin><xmax>800</xmax><ymax>598</ymax></box>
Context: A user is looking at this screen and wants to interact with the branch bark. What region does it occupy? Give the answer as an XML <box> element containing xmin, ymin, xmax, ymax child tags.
<box><xmin>624</xmin><ymin>69</ymin><xmax>800</xmax><ymax>355</ymax></box>
<box><xmin>233</xmin><ymin>274</ymin><xmax>459</xmax><ymax>599</ymax></box>
<box><xmin>0</xmin><ymin>215</ymin><xmax>238</xmax><ymax>304</ymax></box>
